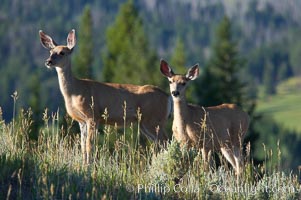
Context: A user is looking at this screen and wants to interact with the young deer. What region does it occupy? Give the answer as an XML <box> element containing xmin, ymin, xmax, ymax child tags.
<box><xmin>39</xmin><ymin>29</ymin><xmax>172</xmax><ymax>164</ymax></box>
<box><xmin>160</xmin><ymin>60</ymin><xmax>249</xmax><ymax>175</ymax></box>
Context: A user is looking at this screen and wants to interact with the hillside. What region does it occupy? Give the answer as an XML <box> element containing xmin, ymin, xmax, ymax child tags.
<box><xmin>257</xmin><ymin>77</ymin><xmax>301</xmax><ymax>133</ymax></box>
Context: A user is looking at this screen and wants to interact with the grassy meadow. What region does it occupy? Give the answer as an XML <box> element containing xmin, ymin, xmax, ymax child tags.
<box><xmin>257</xmin><ymin>77</ymin><xmax>301</xmax><ymax>133</ymax></box>
<box><xmin>0</xmin><ymin>103</ymin><xmax>301</xmax><ymax>200</ymax></box>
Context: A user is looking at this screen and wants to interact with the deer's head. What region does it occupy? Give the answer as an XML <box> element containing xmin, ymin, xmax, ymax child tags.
<box><xmin>39</xmin><ymin>29</ymin><xmax>76</xmax><ymax>69</ymax></box>
<box><xmin>160</xmin><ymin>59</ymin><xmax>199</xmax><ymax>100</ymax></box>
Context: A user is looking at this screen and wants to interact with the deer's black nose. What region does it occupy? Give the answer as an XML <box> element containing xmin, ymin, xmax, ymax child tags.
<box><xmin>172</xmin><ymin>91</ymin><xmax>180</xmax><ymax>97</ymax></box>
<box><xmin>45</xmin><ymin>59</ymin><xmax>52</xmax><ymax>65</ymax></box>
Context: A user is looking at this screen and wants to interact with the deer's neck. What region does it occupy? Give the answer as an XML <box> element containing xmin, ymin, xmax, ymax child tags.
<box><xmin>172</xmin><ymin>97</ymin><xmax>189</xmax><ymax>133</ymax></box>
<box><xmin>55</xmin><ymin>61</ymin><xmax>77</xmax><ymax>98</ymax></box>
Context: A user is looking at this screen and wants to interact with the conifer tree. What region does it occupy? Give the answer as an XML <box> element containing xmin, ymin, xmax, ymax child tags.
<box><xmin>73</xmin><ymin>5</ymin><xmax>93</xmax><ymax>79</ymax></box>
<box><xmin>263</xmin><ymin>60</ymin><xmax>276</xmax><ymax>95</ymax></box>
<box><xmin>170</xmin><ymin>38</ymin><xmax>186</xmax><ymax>72</ymax></box>
<box><xmin>195</xmin><ymin>16</ymin><xmax>246</xmax><ymax>108</ymax></box>
<box><xmin>102</xmin><ymin>0</ymin><xmax>160</xmax><ymax>86</ymax></box>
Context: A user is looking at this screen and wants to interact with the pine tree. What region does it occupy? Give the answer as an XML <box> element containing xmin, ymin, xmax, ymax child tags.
<box><xmin>195</xmin><ymin>16</ymin><xmax>246</xmax><ymax>108</ymax></box>
<box><xmin>277</xmin><ymin>62</ymin><xmax>292</xmax><ymax>84</ymax></box>
<box><xmin>73</xmin><ymin>5</ymin><xmax>93</xmax><ymax>79</ymax></box>
<box><xmin>170</xmin><ymin>37</ymin><xmax>186</xmax><ymax>72</ymax></box>
<box><xmin>263</xmin><ymin>60</ymin><xmax>276</xmax><ymax>95</ymax></box>
<box><xmin>102</xmin><ymin>0</ymin><xmax>160</xmax><ymax>86</ymax></box>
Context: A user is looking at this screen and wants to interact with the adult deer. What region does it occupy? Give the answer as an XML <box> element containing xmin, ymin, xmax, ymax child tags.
<box><xmin>160</xmin><ymin>59</ymin><xmax>249</xmax><ymax>175</ymax></box>
<box><xmin>39</xmin><ymin>29</ymin><xmax>172</xmax><ymax>164</ymax></box>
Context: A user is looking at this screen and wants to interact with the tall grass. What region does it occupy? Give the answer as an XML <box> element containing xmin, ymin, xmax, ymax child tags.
<box><xmin>0</xmin><ymin>103</ymin><xmax>300</xmax><ymax>199</ymax></box>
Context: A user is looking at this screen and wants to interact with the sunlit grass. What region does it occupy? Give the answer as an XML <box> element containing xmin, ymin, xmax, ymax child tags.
<box><xmin>257</xmin><ymin>77</ymin><xmax>301</xmax><ymax>133</ymax></box>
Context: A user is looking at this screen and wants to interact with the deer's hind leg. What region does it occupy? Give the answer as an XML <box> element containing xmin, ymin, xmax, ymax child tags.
<box><xmin>220</xmin><ymin>147</ymin><xmax>238</xmax><ymax>173</ymax></box>
<box><xmin>140</xmin><ymin>120</ymin><xmax>168</xmax><ymax>143</ymax></box>
<box><xmin>233</xmin><ymin>146</ymin><xmax>243</xmax><ymax>175</ymax></box>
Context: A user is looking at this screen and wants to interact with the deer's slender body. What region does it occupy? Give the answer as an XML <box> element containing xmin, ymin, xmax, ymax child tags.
<box><xmin>160</xmin><ymin>60</ymin><xmax>249</xmax><ymax>175</ymax></box>
<box><xmin>57</xmin><ymin>68</ymin><xmax>169</xmax><ymax>127</ymax></box>
<box><xmin>39</xmin><ymin>30</ymin><xmax>171</xmax><ymax>164</ymax></box>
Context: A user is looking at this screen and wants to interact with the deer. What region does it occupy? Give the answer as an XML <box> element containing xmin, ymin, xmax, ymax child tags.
<box><xmin>160</xmin><ymin>59</ymin><xmax>250</xmax><ymax>175</ymax></box>
<box><xmin>39</xmin><ymin>29</ymin><xmax>172</xmax><ymax>164</ymax></box>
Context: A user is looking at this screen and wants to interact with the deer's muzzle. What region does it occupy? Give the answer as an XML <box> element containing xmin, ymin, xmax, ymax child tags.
<box><xmin>172</xmin><ymin>91</ymin><xmax>180</xmax><ymax>97</ymax></box>
<box><xmin>45</xmin><ymin>59</ymin><xmax>53</xmax><ymax>68</ymax></box>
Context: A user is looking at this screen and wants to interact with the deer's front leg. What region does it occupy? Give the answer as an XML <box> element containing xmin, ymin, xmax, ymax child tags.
<box><xmin>79</xmin><ymin>122</ymin><xmax>87</xmax><ymax>164</ymax></box>
<box><xmin>86</xmin><ymin>120</ymin><xmax>96</xmax><ymax>164</ymax></box>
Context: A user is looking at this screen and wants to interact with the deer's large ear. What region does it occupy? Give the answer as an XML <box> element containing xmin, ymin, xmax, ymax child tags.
<box><xmin>67</xmin><ymin>29</ymin><xmax>76</xmax><ymax>50</ymax></box>
<box><xmin>39</xmin><ymin>30</ymin><xmax>57</xmax><ymax>50</ymax></box>
<box><xmin>186</xmin><ymin>64</ymin><xmax>199</xmax><ymax>80</ymax></box>
<box><xmin>160</xmin><ymin>59</ymin><xmax>174</xmax><ymax>78</ymax></box>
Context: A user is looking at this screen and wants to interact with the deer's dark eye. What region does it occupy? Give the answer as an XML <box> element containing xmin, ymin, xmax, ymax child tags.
<box><xmin>59</xmin><ymin>52</ymin><xmax>65</xmax><ymax>56</ymax></box>
<box><xmin>169</xmin><ymin>81</ymin><xmax>172</xmax><ymax>84</ymax></box>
